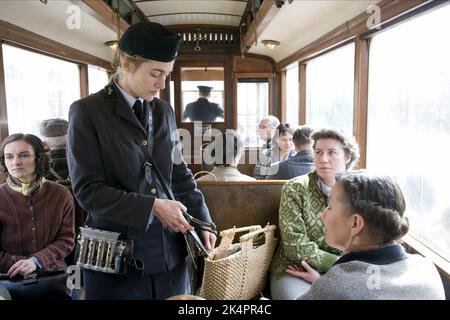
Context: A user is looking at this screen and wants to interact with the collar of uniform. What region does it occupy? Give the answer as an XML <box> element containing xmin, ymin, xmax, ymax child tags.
<box><xmin>113</xmin><ymin>78</ymin><xmax>144</xmax><ymax>108</ymax></box>
<box><xmin>334</xmin><ymin>244</ymin><xmax>409</xmax><ymax>266</ymax></box>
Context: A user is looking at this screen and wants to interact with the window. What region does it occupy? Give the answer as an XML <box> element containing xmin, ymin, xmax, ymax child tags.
<box><xmin>237</xmin><ymin>78</ymin><xmax>269</xmax><ymax>147</ymax></box>
<box><xmin>285</xmin><ymin>62</ymin><xmax>299</xmax><ymax>126</ymax></box>
<box><xmin>88</xmin><ymin>65</ymin><xmax>109</xmax><ymax>94</ymax></box>
<box><xmin>180</xmin><ymin>66</ymin><xmax>224</xmax><ymax>122</ymax></box>
<box><xmin>306</xmin><ymin>43</ymin><xmax>355</xmax><ymax>135</ymax></box>
<box><xmin>3</xmin><ymin>44</ymin><xmax>80</xmax><ymax>136</ymax></box>
<box><xmin>366</xmin><ymin>3</ymin><xmax>450</xmax><ymax>262</ymax></box>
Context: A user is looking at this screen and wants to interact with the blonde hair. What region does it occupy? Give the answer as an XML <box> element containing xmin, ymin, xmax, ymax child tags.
<box><xmin>111</xmin><ymin>47</ymin><xmax>150</xmax><ymax>79</ymax></box>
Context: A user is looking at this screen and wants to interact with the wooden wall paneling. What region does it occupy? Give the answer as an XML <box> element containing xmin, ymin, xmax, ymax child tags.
<box><xmin>79</xmin><ymin>64</ymin><xmax>89</xmax><ymax>98</ymax></box>
<box><xmin>241</xmin><ymin>0</ymin><xmax>278</xmax><ymax>54</ymax></box>
<box><xmin>299</xmin><ymin>63</ymin><xmax>306</xmax><ymax>125</ymax></box>
<box><xmin>225</xmin><ymin>55</ymin><xmax>234</xmax><ymax>129</ymax></box>
<box><xmin>353</xmin><ymin>37</ymin><xmax>369</xmax><ymax>169</ymax></box>
<box><xmin>77</xmin><ymin>0</ymin><xmax>130</xmax><ymax>34</ymax></box>
<box><xmin>197</xmin><ymin>180</ymin><xmax>286</xmax><ymax>236</ymax></box>
<box><xmin>233</xmin><ymin>55</ymin><xmax>274</xmax><ymax>73</ymax></box>
<box><xmin>0</xmin><ymin>43</ymin><xmax>8</xmax><ymax>142</ymax></box>
<box><xmin>278</xmin><ymin>70</ymin><xmax>286</xmax><ymax>122</ymax></box>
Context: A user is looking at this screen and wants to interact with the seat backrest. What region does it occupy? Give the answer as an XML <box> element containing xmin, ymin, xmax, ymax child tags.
<box><xmin>196</xmin><ymin>180</ymin><xmax>287</xmax><ymax>237</ymax></box>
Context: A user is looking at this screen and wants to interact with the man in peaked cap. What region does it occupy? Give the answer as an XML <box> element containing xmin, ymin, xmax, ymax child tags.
<box><xmin>67</xmin><ymin>22</ymin><xmax>216</xmax><ymax>300</ymax></box>
<box><xmin>40</xmin><ymin>118</ymin><xmax>69</xmax><ymax>181</ymax></box>
<box><xmin>182</xmin><ymin>85</ymin><xmax>224</xmax><ymax>122</ymax></box>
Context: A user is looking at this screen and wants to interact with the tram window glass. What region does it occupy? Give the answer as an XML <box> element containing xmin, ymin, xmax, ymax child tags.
<box><xmin>237</xmin><ymin>78</ymin><xmax>269</xmax><ymax>147</ymax></box>
<box><xmin>88</xmin><ymin>65</ymin><xmax>108</xmax><ymax>94</ymax></box>
<box><xmin>306</xmin><ymin>43</ymin><xmax>354</xmax><ymax>135</ymax></box>
<box><xmin>286</xmin><ymin>62</ymin><xmax>299</xmax><ymax>126</ymax></box>
<box><xmin>2</xmin><ymin>44</ymin><xmax>80</xmax><ymax>136</ymax></box>
<box><xmin>366</xmin><ymin>3</ymin><xmax>450</xmax><ymax>262</ymax></box>
<box><xmin>180</xmin><ymin>67</ymin><xmax>224</xmax><ymax>122</ymax></box>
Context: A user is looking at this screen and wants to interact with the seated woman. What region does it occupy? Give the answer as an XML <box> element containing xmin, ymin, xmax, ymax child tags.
<box><xmin>270</xmin><ymin>128</ymin><xmax>359</xmax><ymax>300</ymax></box>
<box><xmin>197</xmin><ymin>131</ymin><xmax>255</xmax><ymax>181</ymax></box>
<box><xmin>0</xmin><ymin>134</ymin><xmax>75</xmax><ymax>298</ymax></box>
<box><xmin>254</xmin><ymin>123</ymin><xmax>295</xmax><ymax>180</ymax></box>
<box><xmin>290</xmin><ymin>171</ymin><xmax>445</xmax><ymax>300</ymax></box>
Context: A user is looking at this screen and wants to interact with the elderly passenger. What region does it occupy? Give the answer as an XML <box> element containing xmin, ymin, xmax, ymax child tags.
<box><xmin>257</xmin><ymin>115</ymin><xmax>280</xmax><ymax>150</ymax></box>
<box><xmin>270</xmin><ymin>128</ymin><xmax>359</xmax><ymax>300</ymax></box>
<box><xmin>290</xmin><ymin>171</ymin><xmax>445</xmax><ymax>300</ymax></box>
<box><xmin>198</xmin><ymin>131</ymin><xmax>255</xmax><ymax>181</ymax></box>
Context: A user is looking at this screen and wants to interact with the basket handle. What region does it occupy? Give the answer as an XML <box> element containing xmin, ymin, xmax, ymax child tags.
<box><xmin>239</xmin><ymin>225</ymin><xmax>277</xmax><ymax>253</ymax></box>
<box><xmin>217</xmin><ymin>225</ymin><xmax>261</xmax><ymax>250</ymax></box>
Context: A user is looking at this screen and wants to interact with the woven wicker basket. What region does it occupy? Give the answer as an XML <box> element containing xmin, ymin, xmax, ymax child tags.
<box><xmin>199</xmin><ymin>224</ymin><xmax>277</xmax><ymax>300</ymax></box>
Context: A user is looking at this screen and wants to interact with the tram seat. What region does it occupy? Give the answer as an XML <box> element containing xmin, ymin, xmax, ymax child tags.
<box><xmin>196</xmin><ymin>180</ymin><xmax>287</xmax><ymax>299</ymax></box>
<box><xmin>196</xmin><ymin>180</ymin><xmax>286</xmax><ymax>235</ymax></box>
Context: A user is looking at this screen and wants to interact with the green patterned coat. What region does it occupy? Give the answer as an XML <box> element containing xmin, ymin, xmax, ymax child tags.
<box><xmin>270</xmin><ymin>171</ymin><xmax>341</xmax><ymax>278</ymax></box>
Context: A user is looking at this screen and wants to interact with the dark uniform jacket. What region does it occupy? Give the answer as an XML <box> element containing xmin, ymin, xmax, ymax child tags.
<box><xmin>266</xmin><ymin>150</ymin><xmax>315</xmax><ymax>180</ymax></box>
<box><xmin>67</xmin><ymin>80</ymin><xmax>211</xmax><ymax>275</ymax></box>
<box><xmin>182</xmin><ymin>98</ymin><xmax>224</xmax><ymax>121</ymax></box>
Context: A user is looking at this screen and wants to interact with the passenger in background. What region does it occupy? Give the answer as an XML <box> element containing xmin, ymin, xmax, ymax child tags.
<box><xmin>0</xmin><ymin>134</ymin><xmax>75</xmax><ymax>298</ymax></box>
<box><xmin>197</xmin><ymin>131</ymin><xmax>255</xmax><ymax>181</ymax></box>
<box><xmin>266</xmin><ymin>126</ymin><xmax>314</xmax><ymax>180</ymax></box>
<box><xmin>270</xmin><ymin>128</ymin><xmax>359</xmax><ymax>300</ymax></box>
<box><xmin>182</xmin><ymin>86</ymin><xmax>224</xmax><ymax>122</ymax></box>
<box><xmin>257</xmin><ymin>123</ymin><xmax>295</xmax><ymax>179</ymax></box>
<box><xmin>257</xmin><ymin>115</ymin><xmax>280</xmax><ymax>149</ymax></box>
<box><xmin>253</xmin><ymin>116</ymin><xmax>280</xmax><ymax>179</ymax></box>
<box><xmin>40</xmin><ymin>118</ymin><xmax>69</xmax><ymax>181</ymax></box>
<box><xmin>292</xmin><ymin>171</ymin><xmax>445</xmax><ymax>300</ymax></box>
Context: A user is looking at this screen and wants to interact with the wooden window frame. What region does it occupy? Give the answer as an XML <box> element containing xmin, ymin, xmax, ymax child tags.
<box><xmin>233</xmin><ymin>72</ymin><xmax>273</xmax><ymax>129</ymax></box>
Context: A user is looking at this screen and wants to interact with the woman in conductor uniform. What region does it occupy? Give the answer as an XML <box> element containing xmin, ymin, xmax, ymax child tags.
<box><xmin>67</xmin><ymin>22</ymin><xmax>216</xmax><ymax>299</ymax></box>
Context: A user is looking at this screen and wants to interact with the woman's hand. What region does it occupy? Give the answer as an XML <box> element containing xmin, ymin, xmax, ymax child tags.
<box><xmin>286</xmin><ymin>261</ymin><xmax>320</xmax><ymax>284</ymax></box>
<box><xmin>201</xmin><ymin>230</ymin><xmax>217</xmax><ymax>253</ymax></box>
<box><xmin>153</xmin><ymin>199</ymin><xmax>193</xmax><ymax>233</ymax></box>
<box><xmin>7</xmin><ymin>258</ymin><xmax>37</xmax><ymax>278</ymax></box>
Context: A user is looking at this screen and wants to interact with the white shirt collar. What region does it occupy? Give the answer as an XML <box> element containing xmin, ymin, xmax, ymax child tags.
<box><xmin>113</xmin><ymin>78</ymin><xmax>144</xmax><ymax>108</ymax></box>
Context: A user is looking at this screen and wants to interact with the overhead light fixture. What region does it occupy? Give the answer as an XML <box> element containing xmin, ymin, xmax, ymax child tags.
<box><xmin>40</xmin><ymin>0</ymin><xmax>48</xmax><ymax>4</ymax></box>
<box><xmin>104</xmin><ymin>5</ymin><xmax>121</xmax><ymax>50</ymax></box>
<box><xmin>261</xmin><ymin>40</ymin><xmax>280</xmax><ymax>50</ymax></box>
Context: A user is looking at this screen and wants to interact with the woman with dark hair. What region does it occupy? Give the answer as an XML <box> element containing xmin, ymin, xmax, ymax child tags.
<box><xmin>270</xmin><ymin>128</ymin><xmax>359</xmax><ymax>299</ymax></box>
<box><xmin>254</xmin><ymin>123</ymin><xmax>295</xmax><ymax>180</ymax></box>
<box><xmin>0</xmin><ymin>134</ymin><xmax>75</xmax><ymax>291</ymax></box>
<box><xmin>291</xmin><ymin>171</ymin><xmax>445</xmax><ymax>299</ymax></box>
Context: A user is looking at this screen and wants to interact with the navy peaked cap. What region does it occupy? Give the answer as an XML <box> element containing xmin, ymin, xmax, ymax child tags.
<box><xmin>119</xmin><ymin>22</ymin><xmax>181</xmax><ymax>62</ymax></box>
<box><xmin>198</xmin><ymin>86</ymin><xmax>213</xmax><ymax>94</ymax></box>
